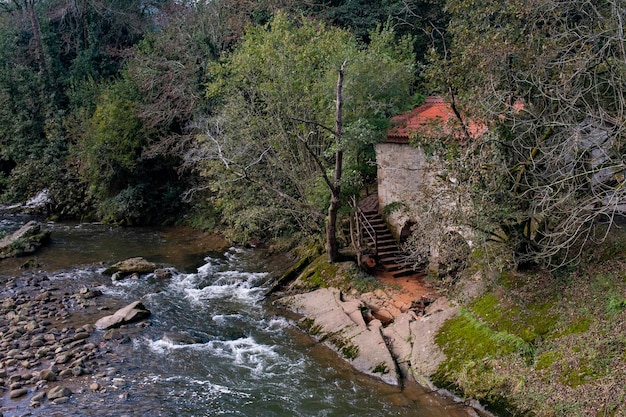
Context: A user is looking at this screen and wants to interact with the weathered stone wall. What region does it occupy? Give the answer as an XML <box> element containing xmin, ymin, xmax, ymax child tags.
<box><xmin>375</xmin><ymin>142</ymin><xmax>432</xmax><ymax>238</ymax></box>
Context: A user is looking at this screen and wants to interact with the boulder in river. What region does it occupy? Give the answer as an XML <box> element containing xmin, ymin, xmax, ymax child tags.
<box><xmin>94</xmin><ymin>301</ymin><xmax>151</xmax><ymax>330</ymax></box>
<box><xmin>102</xmin><ymin>257</ymin><xmax>157</xmax><ymax>278</ymax></box>
<box><xmin>163</xmin><ymin>331</ymin><xmax>209</xmax><ymax>345</ymax></box>
<box><xmin>0</xmin><ymin>220</ymin><xmax>51</xmax><ymax>259</ymax></box>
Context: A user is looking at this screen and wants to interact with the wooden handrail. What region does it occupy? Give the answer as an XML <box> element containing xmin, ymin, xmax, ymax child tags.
<box><xmin>352</xmin><ymin>196</ymin><xmax>378</xmax><ymax>256</ymax></box>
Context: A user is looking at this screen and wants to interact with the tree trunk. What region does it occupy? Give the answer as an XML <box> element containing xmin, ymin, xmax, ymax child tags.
<box><xmin>26</xmin><ymin>0</ymin><xmax>46</xmax><ymax>78</ymax></box>
<box><xmin>326</xmin><ymin>61</ymin><xmax>346</xmax><ymax>263</ymax></box>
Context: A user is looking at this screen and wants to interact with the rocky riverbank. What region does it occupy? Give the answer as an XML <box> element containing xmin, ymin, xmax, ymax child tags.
<box><xmin>271</xmin><ymin>256</ymin><xmax>490</xmax><ymax>417</ymax></box>
<box><xmin>0</xmin><ymin>269</ymin><xmax>154</xmax><ymax>416</ymax></box>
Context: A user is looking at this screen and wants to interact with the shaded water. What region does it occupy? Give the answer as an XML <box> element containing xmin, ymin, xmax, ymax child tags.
<box><xmin>0</xmin><ymin>216</ymin><xmax>471</xmax><ymax>416</ymax></box>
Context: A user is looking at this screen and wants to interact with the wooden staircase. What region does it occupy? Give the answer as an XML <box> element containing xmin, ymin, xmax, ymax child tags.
<box><xmin>357</xmin><ymin>195</ymin><xmax>418</xmax><ymax>278</ymax></box>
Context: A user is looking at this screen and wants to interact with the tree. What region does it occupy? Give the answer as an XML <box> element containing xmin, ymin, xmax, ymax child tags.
<box><xmin>0</xmin><ymin>0</ymin><xmax>155</xmax><ymax>209</ymax></box>
<box><xmin>124</xmin><ymin>1</ymin><xmax>223</xmax><ymax>157</ymax></box>
<box><xmin>425</xmin><ymin>0</ymin><xmax>626</xmax><ymax>268</ymax></box>
<box><xmin>200</xmin><ymin>12</ymin><xmax>415</xmax><ymax>258</ymax></box>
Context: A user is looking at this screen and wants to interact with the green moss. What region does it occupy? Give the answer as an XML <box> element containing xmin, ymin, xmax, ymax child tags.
<box><xmin>560</xmin><ymin>365</ymin><xmax>597</xmax><ymax>388</ymax></box>
<box><xmin>558</xmin><ymin>317</ymin><xmax>591</xmax><ymax>336</ymax></box>
<box><xmin>292</xmin><ymin>254</ymin><xmax>385</xmax><ymax>294</ymax></box>
<box><xmin>295</xmin><ymin>256</ymin><xmax>339</xmax><ymax>290</ymax></box>
<box><xmin>535</xmin><ymin>351</ymin><xmax>561</xmax><ymax>370</ymax></box>
<box><xmin>278</xmin><ymin>251</ymin><xmax>318</xmax><ymax>285</ymax></box>
<box><xmin>469</xmin><ymin>292</ymin><xmax>557</xmax><ymax>344</ymax></box>
<box><xmin>435</xmin><ymin>309</ymin><xmax>521</xmax><ymax>367</ymax></box>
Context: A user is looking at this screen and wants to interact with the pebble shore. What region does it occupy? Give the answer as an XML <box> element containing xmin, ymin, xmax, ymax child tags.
<box><xmin>0</xmin><ymin>273</ymin><xmax>148</xmax><ymax>416</ymax></box>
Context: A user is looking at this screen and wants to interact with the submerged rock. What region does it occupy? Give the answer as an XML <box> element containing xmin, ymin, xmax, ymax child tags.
<box><xmin>163</xmin><ymin>331</ymin><xmax>209</xmax><ymax>345</ymax></box>
<box><xmin>94</xmin><ymin>301</ymin><xmax>151</xmax><ymax>330</ymax></box>
<box><xmin>47</xmin><ymin>385</ymin><xmax>72</xmax><ymax>401</ymax></box>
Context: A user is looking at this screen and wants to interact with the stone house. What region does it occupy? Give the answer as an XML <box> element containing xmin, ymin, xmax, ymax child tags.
<box><xmin>375</xmin><ymin>96</ymin><xmax>485</xmax><ymax>237</ymax></box>
<box><xmin>376</xmin><ymin>97</ymin><xmax>621</xmax><ymax>270</ymax></box>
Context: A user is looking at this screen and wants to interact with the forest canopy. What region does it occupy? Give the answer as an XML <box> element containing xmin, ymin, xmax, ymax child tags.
<box><xmin>1</xmin><ymin>0</ymin><xmax>624</xmax><ymax>267</ymax></box>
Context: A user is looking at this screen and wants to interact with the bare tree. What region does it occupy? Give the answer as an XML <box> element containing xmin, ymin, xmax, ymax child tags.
<box><xmin>424</xmin><ymin>0</ymin><xmax>626</xmax><ymax>268</ymax></box>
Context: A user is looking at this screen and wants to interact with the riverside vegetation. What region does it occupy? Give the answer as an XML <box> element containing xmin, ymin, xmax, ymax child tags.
<box><xmin>429</xmin><ymin>229</ymin><xmax>626</xmax><ymax>416</ymax></box>
<box><xmin>271</xmin><ymin>228</ymin><xmax>626</xmax><ymax>416</ymax></box>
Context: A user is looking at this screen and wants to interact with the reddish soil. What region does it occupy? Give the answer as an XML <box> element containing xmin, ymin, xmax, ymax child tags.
<box><xmin>375</xmin><ymin>270</ymin><xmax>439</xmax><ymax>312</ymax></box>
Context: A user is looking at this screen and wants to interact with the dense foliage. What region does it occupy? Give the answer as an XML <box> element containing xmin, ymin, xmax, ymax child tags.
<box><xmin>422</xmin><ymin>0</ymin><xmax>626</xmax><ymax>268</ymax></box>
<box><xmin>4</xmin><ymin>0</ymin><xmax>621</xmax><ymax>268</ymax></box>
<box><xmin>199</xmin><ymin>13</ymin><xmax>415</xmax><ymax>246</ymax></box>
<box><xmin>0</xmin><ymin>0</ymin><xmax>429</xmax><ymax>230</ymax></box>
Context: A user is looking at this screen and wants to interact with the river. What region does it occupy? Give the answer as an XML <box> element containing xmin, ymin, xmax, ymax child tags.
<box><xmin>0</xmin><ymin>215</ymin><xmax>473</xmax><ymax>417</ymax></box>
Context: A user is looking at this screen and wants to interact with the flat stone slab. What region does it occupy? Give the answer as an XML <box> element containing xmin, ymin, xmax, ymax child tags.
<box><xmin>277</xmin><ymin>288</ymin><xmax>399</xmax><ymax>385</ymax></box>
<box><xmin>95</xmin><ymin>301</ymin><xmax>151</xmax><ymax>330</ymax></box>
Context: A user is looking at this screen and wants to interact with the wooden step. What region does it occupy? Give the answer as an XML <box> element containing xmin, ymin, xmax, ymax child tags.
<box><xmin>358</xmin><ymin>194</ymin><xmax>421</xmax><ymax>278</ymax></box>
<box><xmin>391</xmin><ymin>268</ymin><xmax>418</xmax><ymax>278</ymax></box>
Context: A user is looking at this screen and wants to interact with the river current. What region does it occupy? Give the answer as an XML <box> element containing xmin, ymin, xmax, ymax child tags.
<box><xmin>0</xmin><ymin>216</ymin><xmax>470</xmax><ymax>417</ymax></box>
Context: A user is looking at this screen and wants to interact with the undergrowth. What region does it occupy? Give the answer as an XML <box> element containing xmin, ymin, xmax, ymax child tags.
<box><xmin>433</xmin><ymin>230</ymin><xmax>626</xmax><ymax>416</ymax></box>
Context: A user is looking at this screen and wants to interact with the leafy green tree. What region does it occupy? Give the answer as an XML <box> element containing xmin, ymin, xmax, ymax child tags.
<box><xmin>0</xmin><ymin>0</ymin><xmax>155</xmax><ymax>208</ymax></box>
<box><xmin>425</xmin><ymin>0</ymin><xmax>626</xmax><ymax>267</ymax></box>
<box><xmin>74</xmin><ymin>79</ymin><xmax>146</xmax><ymax>222</ymax></box>
<box><xmin>201</xmin><ymin>12</ymin><xmax>415</xmax><ymax>258</ymax></box>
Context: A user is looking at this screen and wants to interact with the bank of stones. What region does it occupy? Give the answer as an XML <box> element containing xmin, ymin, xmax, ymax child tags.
<box><xmin>0</xmin><ymin>273</ymin><xmax>150</xmax><ymax>412</ymax></box>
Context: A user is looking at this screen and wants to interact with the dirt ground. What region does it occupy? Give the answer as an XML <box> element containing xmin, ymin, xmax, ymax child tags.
<box><xmin>374</xmin><ymin>270</ymin><xmax>439</xmax><ymax>314</ymax></box>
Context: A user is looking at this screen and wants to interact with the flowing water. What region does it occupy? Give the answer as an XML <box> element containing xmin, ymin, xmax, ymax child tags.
<box><xmin>0</xmin><ymin>214</ymin><xmax>472</xmax><ymax>417</ymax></box>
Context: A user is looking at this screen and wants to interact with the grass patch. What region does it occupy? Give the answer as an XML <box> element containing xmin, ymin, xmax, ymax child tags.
<box><xmin>372</xmin><ymin>362</ymin><xmax>390</xmax><ymax>375</ymax></box>
<box><xmin>606</xmin><ymin>294</ymin><xmax>626</xmax><ymax>316</ymax></box>
<box><xmin>323</xmin><ymin>332</ymin><xmax>360</xmax><ymax>360</ymax></box>
<box><xmin>557</xmin><ymin>317</ymin><xmax>592</xmax><ymax>337</ymax></box>
<box><xmin>346</xmin><ymin>267</ymin><xmax>383</xmax><ymax>293</ymax></box>
<box><xmin>298</xmin><ymin>318</ymin><xmax>323</xmax><ymax>336</ymax></box>
<box><xmin>535</xmin><ymin>351</ymin><xmax>561</xmax><ymax>370</ymax></box>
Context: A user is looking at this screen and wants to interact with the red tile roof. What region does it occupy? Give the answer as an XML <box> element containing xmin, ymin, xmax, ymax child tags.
<box><xmin>385</xmin><ymin>96</ymin><xmax>486</xmax><ymax>143</ymax></box>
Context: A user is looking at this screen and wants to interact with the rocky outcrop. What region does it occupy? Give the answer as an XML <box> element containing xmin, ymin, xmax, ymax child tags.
<box><xmin>102</xmin><ymin>257</ymin><xmax>158</xmax><ymax>279</ymax></box>
<box><xmin>0</xmin><ymin>220</ymin><xmax>51</xmax><ymax>259</ymax></box>
<box><xmin>382</xmin><ymin>297</ymin><xmax>459</xmax><ymax>388</ymax></box>
<box><xmin>276</xmin><ymin>286</ymin><xmax>459</xmax><ymax>390</ymax></box>
<box><xmin>277</xmin><ymin>288</ymin><xmax>400</xmax><ymax>385</ymax></box>
<box><xmin>94</xmin><ymin>301</ymin><xmax>151</xmax><ymax>330</ymax></box>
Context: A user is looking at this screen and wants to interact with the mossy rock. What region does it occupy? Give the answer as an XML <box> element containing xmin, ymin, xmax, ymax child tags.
<box><xmin>0</xmin><ymin>221</ymin><xmax>51</xmax><ymax>259</ymax></box>
<box><xmin>289</xmin><ymin>255</ymin><xmax>382</xmax><ymax>294</ymax></box>
<box><xmin>103</xmin><ymin>257</ymin><xmax>158</xmax><ymax>277</ymax></box>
